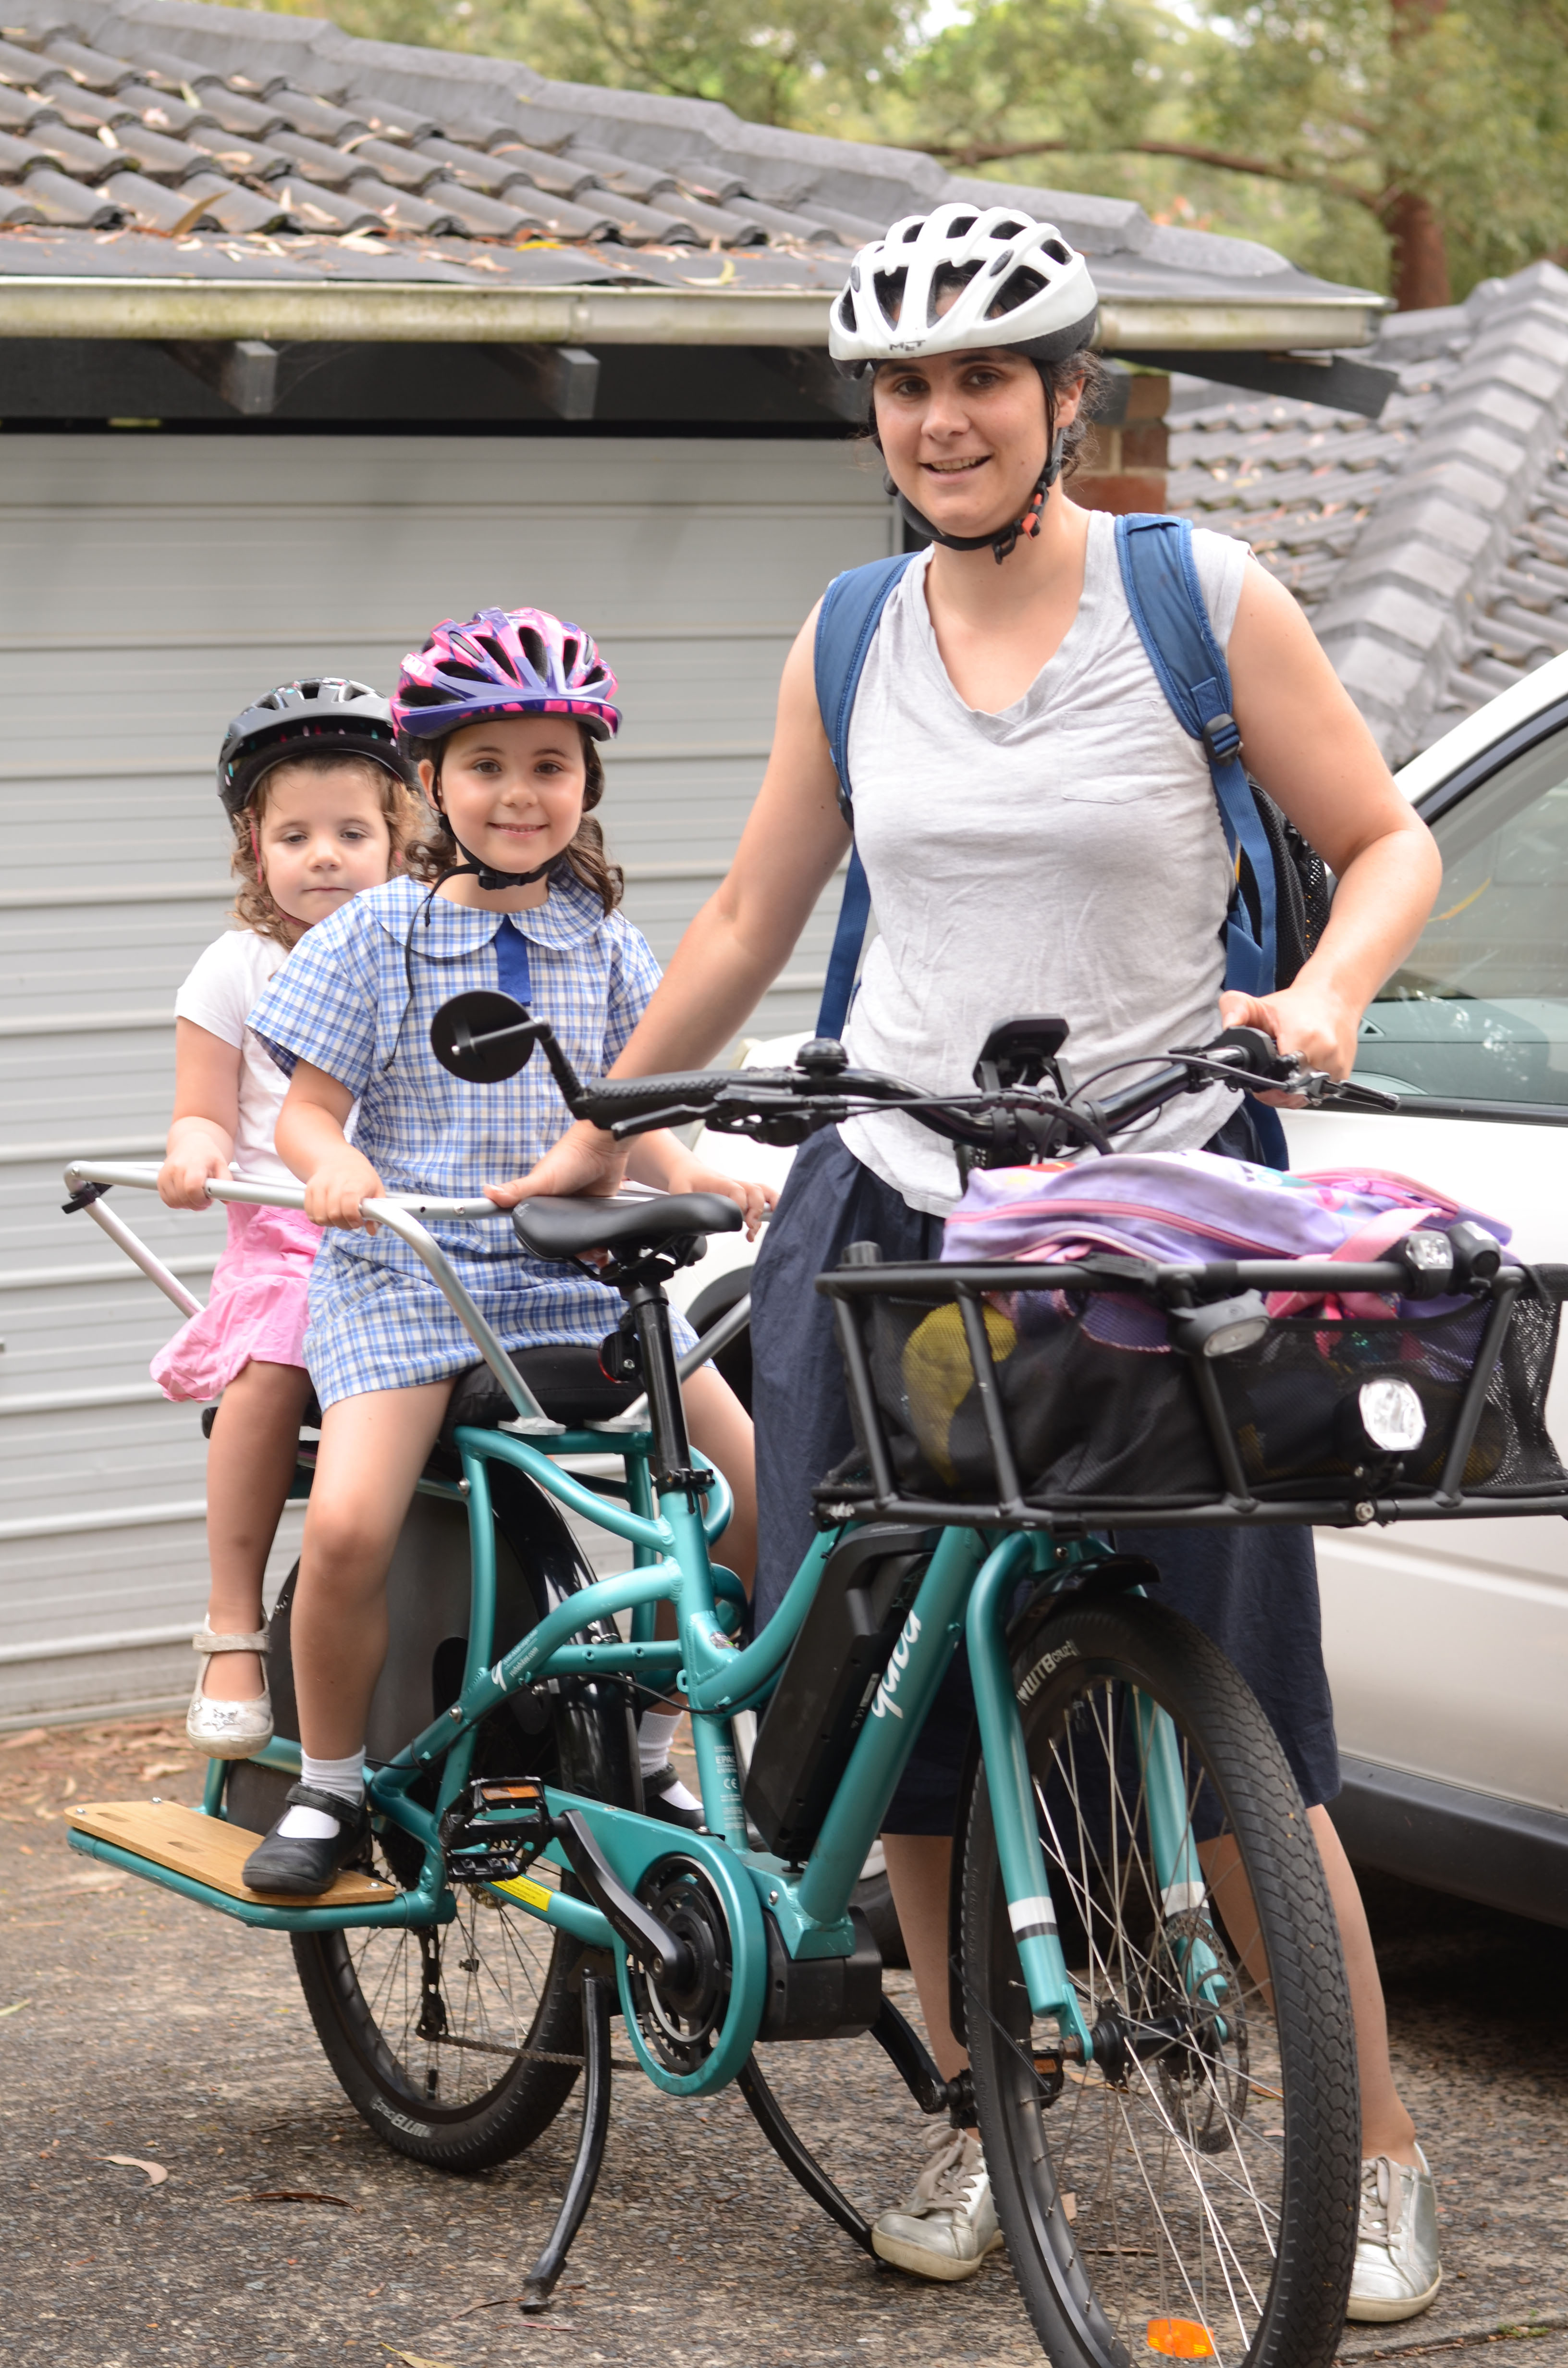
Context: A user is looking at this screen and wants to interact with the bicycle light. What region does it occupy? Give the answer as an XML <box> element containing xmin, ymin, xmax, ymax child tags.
<box><xmin>1355</xmin><ymin>1378</ymin><xmax>1427</xmax><ymax>1456</ymax></box>
<box><xmin>1171</xmin><ymin>1293</ymin><xmax>1270</xmax><ymax>1359</ymax></box>
<box><xmin>1397</xmin><ymin>1229</ymin><xmax>1456</xmax><ymax>1297</ymax></box>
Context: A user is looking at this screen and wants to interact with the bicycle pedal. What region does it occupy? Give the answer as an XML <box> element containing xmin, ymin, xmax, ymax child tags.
<box><xmin>441</xmin><ymin>1779</ymin><xmax>554</xmax><ymax>1885</ymax></box>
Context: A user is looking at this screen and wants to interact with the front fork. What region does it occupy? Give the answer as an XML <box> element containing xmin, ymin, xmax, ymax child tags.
<box><xmin>965</xmin><ymin>1536</ymin><xmax>1222</xmax><ymax>2065</ymax></box>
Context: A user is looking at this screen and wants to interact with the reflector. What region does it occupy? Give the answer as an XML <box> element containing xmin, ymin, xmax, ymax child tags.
<box><xmin>1147</xmin><ymin>2319</ymin><xmax>1215</xmax><ymax>2357</ymax></box>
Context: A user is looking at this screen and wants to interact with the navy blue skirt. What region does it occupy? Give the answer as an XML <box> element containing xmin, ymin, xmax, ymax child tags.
<box><xmin>749</xmin><ymin>1117</ymin><xmax>1340</xmax><ymax>1833</ymax></box>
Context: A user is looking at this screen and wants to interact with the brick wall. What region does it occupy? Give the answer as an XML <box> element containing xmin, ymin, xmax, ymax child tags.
<box><xmin>1076</xmin><ymin>370</ymin><xmax>1169</xmax><ymax>514</ymax></box>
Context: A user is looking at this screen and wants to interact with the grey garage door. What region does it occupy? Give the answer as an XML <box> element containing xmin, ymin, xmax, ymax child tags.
<box><xmin>0</xmin><ymin>429</ymin><xmax>891</xmax><ymax>1724</ymax></box>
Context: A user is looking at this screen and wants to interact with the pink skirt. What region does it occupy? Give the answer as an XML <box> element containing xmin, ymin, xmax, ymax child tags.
<box><xmin>151</xmin><ymin>1200</ymin><xmax>323</xmax><ymax>1404</ymax></box>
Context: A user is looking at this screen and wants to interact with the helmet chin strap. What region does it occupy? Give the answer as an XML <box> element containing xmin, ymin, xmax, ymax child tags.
<box><xmin>891</xmin><ymin>426</ymin><xmax>1066</xmax><ymax>566</ymax></box>
<box><xmin>431</xmin><ymin>787</ymin><xmax>560</xmax><ymax>892</ymax></box>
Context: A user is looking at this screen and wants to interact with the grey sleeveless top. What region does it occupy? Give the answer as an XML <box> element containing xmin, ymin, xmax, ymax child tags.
<box><xmin>838</xmin><ymin>509</ymin><xmax>1252</xmax><ymax>1216</ymax></box>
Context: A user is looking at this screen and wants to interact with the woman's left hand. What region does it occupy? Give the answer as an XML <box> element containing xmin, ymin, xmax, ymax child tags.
<box><xmin>1218</xmin><ymin>983</ymin><xmax>1361</xmax><ymax>1100</ymax></box>
<box><xmin>662</xmin><ymin>1151</ymin><xmax>778</xmax><ymax>1241</ymax></box>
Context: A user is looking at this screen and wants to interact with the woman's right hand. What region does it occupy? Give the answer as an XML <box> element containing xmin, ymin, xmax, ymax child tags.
<box><xmin>485</xmin><ymin>1118</ymin><xmax>628</xmax><ymax>1210</ymax></box>
<box><xmin>304</xmin><ymin>1147</ymin><xmax>388</xmax><ymax>1231</ymax></box>
<box><xmin>157</xmin><ymin>1142</ymin><xmax>230</xmax><ymax>1210</ymax></box>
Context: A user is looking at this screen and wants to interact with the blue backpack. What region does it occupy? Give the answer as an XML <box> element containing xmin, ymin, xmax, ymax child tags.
<box><xmin>812</xmin><ymin>515</ymin><xmax>1329</xmax><ymax>1120</ymax></box>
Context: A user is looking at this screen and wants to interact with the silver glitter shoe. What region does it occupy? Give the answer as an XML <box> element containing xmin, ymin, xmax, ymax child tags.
<box><xmin>1347</xmin><ymin>2146</ymin><xmax>1441</xmax><ymax>2323</ymax></box>
<box><xmin>871</xmin><ymin>2125</ymin><xmax>1003</xmax><ymax>2282</ymax></box>
<box><xmin>185</xmin><ymin>1626</ymin><xmax>273</xmax><ymax>1758</ymax></box>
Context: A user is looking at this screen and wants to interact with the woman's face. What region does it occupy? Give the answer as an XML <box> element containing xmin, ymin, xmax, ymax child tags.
<box><xmin>422</xmin><ymin>715</ymin><xmax>588</xmax><ymax>876</ymax></box>
<box><xmin>872</xmin><ymin>346</ymin><xmax>1084</xmax><ymax>541</ymax></box>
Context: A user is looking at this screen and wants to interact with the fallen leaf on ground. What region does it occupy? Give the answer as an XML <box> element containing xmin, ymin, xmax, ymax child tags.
<box><xmin>453</xmin><ymin>2294</ymin><xmax>527</xmax><ymax>2317</ymax></box>
<box><xmin>0</xmin><ymin>1999</ymin><xmax>30</xmax><ymax>2019</ymax></box>
<box><xmin>0</xmin><ymin>1728</ymin><xmax>48</xmax><ymax>1750</ymax></box>
<box><xmin>101</xmin><ymin>2156</ymin><xmax>168</xmax><ymax>2185</ymax></box>
<box><xmin>137</xmin><ymin>1760</ymin><xmax>189</xmax><ymax>1781</ymax></box>
<box><xmin>379</xmin><ymin>2351</ymin><xmax>459</xmax><ymax>2367</ymax></box>
<box><xmin>240</xmin><ymin>2188</ymin><xmax>361</xmax><ymax>2211</ymax></box>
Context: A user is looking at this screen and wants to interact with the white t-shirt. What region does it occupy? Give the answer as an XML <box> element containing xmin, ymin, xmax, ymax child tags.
<box><xmin>839</xmin><ymin>512</ymin><xmax>1252</xmax><ymax>1215</ymax></box>
<box><xmin>174</xmin><ymin>928</ymin><xmax>295</xmax><ymax>1186</ymax></box>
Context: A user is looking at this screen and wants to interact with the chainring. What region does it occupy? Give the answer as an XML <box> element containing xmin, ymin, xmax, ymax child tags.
<box><xmin>624</xmin><ymin>1856</ymin><xmax>734</xmax><ymax>2076</ymax></box>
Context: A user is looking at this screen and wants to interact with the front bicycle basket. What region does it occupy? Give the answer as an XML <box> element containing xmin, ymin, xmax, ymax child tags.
<box><xmin>818</xmin><ymin>1258</ymin><xmax>1568</xmax><ymax>1528</ymax></box>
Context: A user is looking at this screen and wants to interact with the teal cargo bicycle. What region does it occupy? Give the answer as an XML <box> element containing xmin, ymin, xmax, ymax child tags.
<box><xmin>61</xmin><ymin>1007</ymin><xmax>1568</xmax><ymax>2368</ymax></box>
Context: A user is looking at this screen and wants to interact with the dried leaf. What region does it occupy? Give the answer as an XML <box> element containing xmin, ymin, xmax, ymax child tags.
<box><xmin>379</xmin><ymin>2351</ymin><xmax>460</xmax><ymax>2367</ymax></box>
<box><xmin>0</xmin><ymin>1728</ymin><xmax>48</xmax><ymax>1750</ymax></box>
<box><xmin>0</xmin><ymin>1999</ymin><xmax>30</xmax><ymax>2019</ymax></box>
<box><xmin>101</xmin><ymin>2155</ymin><xmax>168</xmax><ymax>2185</ymax></box>
<box><xmin>241</xmin><ymin>2187</ymin><xmax>361</xmax><ymax>2211</ymax></box>
<box><xmin>137</xmin><ymin>1759</ymin><xmax>189</xmax><ymax>1781</ymax></box>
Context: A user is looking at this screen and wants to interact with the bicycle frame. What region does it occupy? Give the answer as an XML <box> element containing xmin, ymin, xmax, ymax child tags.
<box><xmin>61</xmin><ymin>1160</ymin><xmax>1218</xmax><ymax>2087</ymax></box>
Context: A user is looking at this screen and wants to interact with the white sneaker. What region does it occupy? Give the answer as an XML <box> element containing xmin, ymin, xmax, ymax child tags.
<box><xmin>871</xmin><ymin>2125</ymin><xmax>1003</xmax><ymax>2282</ymax></box>
<box><xmin>185</xmin><ymin>1627</ymin><xmax>273</xmax><ymax>1759</ymax></box>
<box><xmin>1347</xmin><ymin>2146</ymin><xmax>1442</xmax><ymax>2323</ymax></box>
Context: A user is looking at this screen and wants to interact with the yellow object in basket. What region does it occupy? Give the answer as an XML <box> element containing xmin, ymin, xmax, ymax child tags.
<box><xmin>901</xmin><ymin>1301</ymin><xmax>1017</xmax><ymax>1485</ymax></box>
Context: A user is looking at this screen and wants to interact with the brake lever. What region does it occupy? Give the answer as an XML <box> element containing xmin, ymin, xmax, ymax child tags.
<box><xmin>1312</xmin><ymin>1078</ymin><xmax>1401</xmax><ymax>1113</ymax></box>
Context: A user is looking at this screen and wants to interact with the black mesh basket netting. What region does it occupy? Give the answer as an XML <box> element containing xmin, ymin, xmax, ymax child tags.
<box><xmin>854</xmin><ymin>1275</ymin><xmax>1568</xmax><ymax>1511</ymax></box>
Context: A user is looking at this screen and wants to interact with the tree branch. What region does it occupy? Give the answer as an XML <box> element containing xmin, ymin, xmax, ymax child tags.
<box><xmin>922</xmin><ymin>131</ymin><xmax>1386</xmax><ymax>214</ymax></box>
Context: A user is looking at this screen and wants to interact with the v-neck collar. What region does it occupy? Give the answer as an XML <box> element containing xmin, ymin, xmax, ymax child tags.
<box><xmin>907</xmin><ymin>510</ymin><xmax>1115</xmax><ymax>733</ymax></box>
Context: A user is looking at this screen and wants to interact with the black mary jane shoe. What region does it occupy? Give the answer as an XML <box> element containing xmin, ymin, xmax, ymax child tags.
<box><xmin>643</xmin><ymin>1763</ymin><xmax>706</xmax><ymax>1831</ymax></box>
<box><xmin>242</xmin><ymin>1781</ymin><xmax>371</xmax><ymax>1898</ymax></box>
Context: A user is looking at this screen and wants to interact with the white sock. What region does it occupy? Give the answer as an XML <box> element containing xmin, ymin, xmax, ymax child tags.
<box><xmin>278</xmin><ymin>1750</ymin><xmax>366</xmax><ymax>1840</ymax></box>
<box><xmin>638</xmin><ymin>1710</ymin><xmax>681</xmax><ymax>1777</ymax></box>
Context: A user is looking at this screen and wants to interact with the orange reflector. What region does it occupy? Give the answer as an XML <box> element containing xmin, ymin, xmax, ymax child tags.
<box><xmin>1147</xmin><ymin>2320</ymin><xmax>1215</xmax><ymax>2358</ymax></box>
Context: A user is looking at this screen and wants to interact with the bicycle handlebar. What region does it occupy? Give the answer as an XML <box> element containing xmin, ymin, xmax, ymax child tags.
<box><xmin>429</xmin><ymin>992</ymin><xmax>1396</xmax><ymax>1168</ymax></box>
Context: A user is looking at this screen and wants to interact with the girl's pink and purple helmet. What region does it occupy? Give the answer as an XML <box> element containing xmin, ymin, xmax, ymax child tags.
<box><xmin>393</xmin><ymin>607</ymin><xmax>620</xmax><ymax>742</ymax></box>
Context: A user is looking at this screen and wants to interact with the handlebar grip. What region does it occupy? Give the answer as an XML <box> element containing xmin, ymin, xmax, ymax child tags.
<box><xmin>576</xmin><ymin>1073</ymin><xmax>729</xmax><ymax>1123</ymax></box>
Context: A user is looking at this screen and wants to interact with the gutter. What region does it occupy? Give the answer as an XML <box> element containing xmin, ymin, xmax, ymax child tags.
<box><xmin>0</xmin><ymin>277</ymin><xmax>1381</xmax><ymax>350</ymax></box>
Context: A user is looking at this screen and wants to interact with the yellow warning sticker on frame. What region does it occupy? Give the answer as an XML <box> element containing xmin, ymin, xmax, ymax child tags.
<box><xmin>492</xmin><ymin>1875</ymin><xmax>553</xmax><ymax>1912</ymax></box>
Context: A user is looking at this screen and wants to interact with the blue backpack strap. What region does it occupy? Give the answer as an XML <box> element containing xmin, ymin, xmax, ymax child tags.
<box><xmin>1113</xmin><ymin>513</ymin><xmax>1277</xmax><ymax>999</ymax></box>
<box><xmin>813</xmin><ymin>553</ymin><xmax>917</xmax><ymax>1040</ymax></box>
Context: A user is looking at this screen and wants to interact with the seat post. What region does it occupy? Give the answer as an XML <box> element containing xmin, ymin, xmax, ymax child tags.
<box><xmin>623</xmin><ymin>1278</ymin><xmax>699</xmax><ymax>1495</ymax></box>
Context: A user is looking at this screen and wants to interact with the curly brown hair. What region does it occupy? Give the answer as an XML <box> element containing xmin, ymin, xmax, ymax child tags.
<box><xmin>401</xmin><ymin>722</ymin><xmax>624</xmax><ymax>914</ymax></box>
<box><xmin>229</xmin><ymin>752</ymin><xmax>429</xmax><ymax>947</ymax></box>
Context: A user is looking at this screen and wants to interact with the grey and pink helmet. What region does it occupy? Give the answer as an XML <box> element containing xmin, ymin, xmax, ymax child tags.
<box><xmin>393</xmin><ymin>606</ymin><xmax>621</xmax><ymax>742</ymax></box>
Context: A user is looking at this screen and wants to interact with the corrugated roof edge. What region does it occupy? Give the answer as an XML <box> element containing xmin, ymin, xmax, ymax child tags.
<box><xmin>1309</xmin><ymin>260</ymin><xmax>1568</xmax><ymax>765</ymax></box>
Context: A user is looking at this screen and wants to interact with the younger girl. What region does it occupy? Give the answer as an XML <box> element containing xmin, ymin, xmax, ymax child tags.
<box><xmin>154</xmin><ymin>680</ymin><xmax>424</xmax><ymax>1756</ymax></box>
<box><xmin>238</xmin><ymin>609</ymin><xmax>772</xmax><ymax>1896</ymax></box>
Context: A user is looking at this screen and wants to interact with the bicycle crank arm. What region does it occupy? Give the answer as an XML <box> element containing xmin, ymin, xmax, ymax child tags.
<box><xmin>554</xmin><ymin>1810</ymin><xmax>694</xmax><ymax>1986</ymax></box>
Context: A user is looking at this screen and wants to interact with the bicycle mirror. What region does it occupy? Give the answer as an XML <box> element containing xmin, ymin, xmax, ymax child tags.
<box><xmin>430</xmin><ymin>990</ymin><xmax>539</xmax><ymax>1084</ymax></box>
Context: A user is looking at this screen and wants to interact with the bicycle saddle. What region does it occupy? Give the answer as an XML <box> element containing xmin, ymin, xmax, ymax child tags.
<box><xmin>512</xmin><ymin>1191</ymin><xmax>743</xmax><ymax>1263</ymax></box>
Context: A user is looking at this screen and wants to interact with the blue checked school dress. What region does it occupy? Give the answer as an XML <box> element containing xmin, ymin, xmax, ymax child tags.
<box><xmin>247</xmin><ymin>871</ymin><xmax>694</xmax><ymax>1408</ymax></box>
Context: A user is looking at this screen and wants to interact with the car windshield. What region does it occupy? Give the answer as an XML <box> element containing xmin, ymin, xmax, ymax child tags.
<box><xmin>1358</xmin><ymin>720</ymin><xmax>1568</xmax><ymax>1106</ymax></box>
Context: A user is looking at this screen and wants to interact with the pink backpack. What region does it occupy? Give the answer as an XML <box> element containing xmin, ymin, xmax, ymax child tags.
<box><xmin>941</xmin><ymin>1150</ymin><xmax>1512</xmax><ymax>1322</ymax></box>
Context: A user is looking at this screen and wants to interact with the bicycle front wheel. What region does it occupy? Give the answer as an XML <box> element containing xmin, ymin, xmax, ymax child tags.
<box><xmin>962</xmin><ymin>1591</ymin><xmax>1359</xmax><ymax>2368</ymax></box>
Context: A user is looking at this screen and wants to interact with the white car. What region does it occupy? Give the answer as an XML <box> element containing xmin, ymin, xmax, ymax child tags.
<box><xmin>674</xmin><ymin>657</ymin><xmax>1568</xmax><ymax>1928</ymax></box>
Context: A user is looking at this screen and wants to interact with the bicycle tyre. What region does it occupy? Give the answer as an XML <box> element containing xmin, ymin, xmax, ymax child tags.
<box><xmin>291</xmin><ymin>1878</ymin><xmax>585</xmax><ymax>2173</ymax></box>
<box><xmin>961</xmin><ymin>1591</ymin><xmax>1359</xmax><ymax>2368</ymax></box>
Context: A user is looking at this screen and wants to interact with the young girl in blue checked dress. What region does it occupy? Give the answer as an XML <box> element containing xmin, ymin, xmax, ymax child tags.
<box><xmin>239</xmin><ymin>607</ymin><xmax>773</xmax><ymax>1897</ymax></box>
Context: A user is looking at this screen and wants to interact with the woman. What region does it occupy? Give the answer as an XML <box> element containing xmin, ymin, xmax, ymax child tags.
<box><xmin>509</xmin><ymin>204</ymin><xmax>1443</xmax><ymax>2317</ymax></box>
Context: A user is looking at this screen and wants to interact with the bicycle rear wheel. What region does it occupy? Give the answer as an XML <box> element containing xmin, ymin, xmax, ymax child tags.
<box><xmin>962</xmin><ymin>1591</ymin><xmax>1359</xmax><ymax>2368</ymax></box>
<box><xmin>291</xmin><ymin>1850</ymin><xmax>584</xmax><ymax>2173</ymax></box>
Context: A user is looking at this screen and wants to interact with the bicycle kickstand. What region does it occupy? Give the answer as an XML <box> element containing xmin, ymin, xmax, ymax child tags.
<box><xmin>518</xmin><ymin>1967</ymin><xmax>614</xmax><ymax>2314</ymax></box>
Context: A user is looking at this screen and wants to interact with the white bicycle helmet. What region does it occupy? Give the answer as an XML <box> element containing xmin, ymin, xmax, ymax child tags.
<box><xmin>829</xmin><ymin>203</ymin><xmax>1099</xmax><ymax>374</ymax></box>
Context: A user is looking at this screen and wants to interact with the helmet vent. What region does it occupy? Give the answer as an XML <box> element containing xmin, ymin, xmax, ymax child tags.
<box><xmin>948</xmin><ymin>212</ymin><xmax>976</xmax><ymax>237</ymax></box>
<box><xmin>1041</xmin><ymin>237</ymin><xmax>1070</xmax><ymax>265</ymax></box>
<box><xmin>989</xmin><ymin>264</ymin><xmax>1048</xmax><ymax>318</ymax></box>
<box><xmin>518</xmin><ymin>626</ymin><xmax>548</xmax><ymax>680</ymax></box>
<box><xmin>471</xmin><ymin>630</ymin><xmax>516</xmax><ymax>679</ymax></box>
<box><xmin>873</xmin><ymin>267</ymin><xmax>906</xmax><ymax>328</ymax></box>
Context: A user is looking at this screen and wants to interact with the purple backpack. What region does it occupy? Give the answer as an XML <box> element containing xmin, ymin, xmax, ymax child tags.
<box><xmin>941</xmin><ymin>1150</ymin><xmax>1512</xmax><ymax>1324</ymax></box>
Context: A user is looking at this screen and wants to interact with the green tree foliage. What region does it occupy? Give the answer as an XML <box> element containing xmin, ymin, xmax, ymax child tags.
<box><xmin>285</xmin><ymin>0</ymin><xmax>918</xmax><ymax>125</ymax></box>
